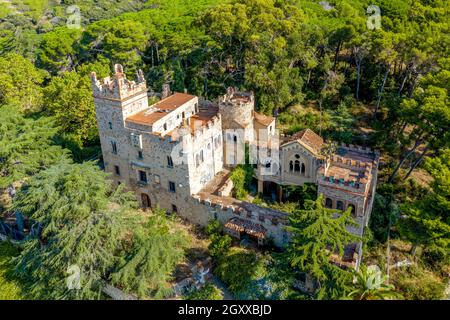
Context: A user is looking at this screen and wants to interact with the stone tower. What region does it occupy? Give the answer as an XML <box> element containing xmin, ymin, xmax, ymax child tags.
<box><xmin>218</xmin><ymin>87</ymin><xmax>255</xmax><ymax>131</ymax></box>
<box><xmin>90</xmin><ymin>64</ymin><xmax>148</xmax><ymax>182</ymax></box>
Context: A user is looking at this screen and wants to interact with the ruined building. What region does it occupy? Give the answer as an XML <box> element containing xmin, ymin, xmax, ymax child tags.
<box><xmin>90</xmin><ymin>65</ymin><xmax>380</xmax><ymax>269</ymax></box>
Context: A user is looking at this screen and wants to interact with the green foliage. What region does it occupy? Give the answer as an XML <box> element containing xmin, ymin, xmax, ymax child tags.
<box><xmin>286</xmin><ymin>195</ymin><xmax>361</xmax><ymax>299</ymax></box>
<box><xmin>0</xmin><ymin>105</ymin><xmax>71</xmax><ymax>188</ymax></box>
<box><xmin>12</xmin><ymin>162</ymin><xmax>138</xmax><ymax>299</ymax></box>
<box><xmin>348</xmin><ymin>265</ymin><xmax>403</xmax><ymax>300</ymax></box>
<box><xmin>43</xmin><ymin>71</ymin><xmax>98</xmax><ymax>147</ymax></box>
<box><xmin>185</xmin><ymin>283</ymin><xmax>223</xmax><ymax>300</ymax></box>
<box><xmin>230</xmin><ymin>164</ymin><xmax>253</xmax><ymax>200</ymax></box>
<box><xmin>37</xmin><ymin>27</ymin><xmax>82</xmax><ymax>74</ymax></box>
<box><xmin>0</xmin><ymin>53</ymin><xmax>46</xmax><ymax>111</ymax></box>
<box><xmin>214</xmin><ymin>247</ymin><xmax>268</xmax><ymax>298</ymax></box>
<box><xmin>398</xmin><ymin>150</ymin><xmax>450</xmax><ymax>255</ymax></box>
<box><xmin>392</xmin><ymin>265</ymin><xmax>446</xmax><ymax>300</ymax></box>
<box><xmin>204</xmin><ymin>219</ymin><xmax>221</xmax><ymax>237</ymax></box>
<box><xmin>112</xmin><ymin>208</ymin><xmax>188</xmax><ymax>299</ymax></box>
<box><xmin>208</xmin><ymin>234</ymin><xmax>232</xmax><ymax>258</ymax></box>
<box><xmin>0</xmin><ymin>242</ymin><xmax>26</xmax><ymax>300</ymax></box>
<box><xmin>370</xmin><ymin>184</ymin><xmax>400</xmax><ymax>243</ymax></box>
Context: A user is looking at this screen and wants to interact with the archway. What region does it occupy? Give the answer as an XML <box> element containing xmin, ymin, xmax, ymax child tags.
<box><xmin>325</xmin><ymin>198</ymin><xmax>333</xmax><ymax>208</ymax></box>
<box><xmin>141</xmin><ymin>193</ymin><xmax>151</xmax><ymax>209</ymax></box>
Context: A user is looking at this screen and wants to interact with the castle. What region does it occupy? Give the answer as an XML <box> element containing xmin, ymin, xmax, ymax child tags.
<box><xmin>90</xmin><ymin>65</ymin><xmax>380</xmax><ymax>270</ymax></box>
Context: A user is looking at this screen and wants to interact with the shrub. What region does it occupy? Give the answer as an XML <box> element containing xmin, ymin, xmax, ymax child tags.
<box><xmin>392</xmin><ymin>265</ymin><xmax>446</xmax><ymax>300</ymax></box>
<box><xmin>208</xmin><ymin>234</ymin><xmax>232</xmax><ymax>258</ymax></box>
<box><xmin>214</xmin><ymin>247</ymin><xmax>268</xmax><ymax>298</ymax></box>
<box><xmin>185</xmin><ymin>283</ymin><xmax>223</xmax><ymax>300</ymax></box>
<box><xmin>205</xmin><ymin>219</ymin><xmax>221</xmax><ymax>237</ymax></box>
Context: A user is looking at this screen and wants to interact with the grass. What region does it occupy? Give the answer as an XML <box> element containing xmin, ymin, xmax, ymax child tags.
<box><xmin>0</xmin><ymin>241</ymin><xmax>25</xmax><ymax>300</ymax></box>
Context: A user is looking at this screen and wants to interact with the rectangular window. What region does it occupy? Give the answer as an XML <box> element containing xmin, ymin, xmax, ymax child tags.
<box><xmin>114</xmin><ymin>165</ymin><xmax>120</xmax><ymax>176</ymax></box>
<box><xmin>138</xmin><ymin>151</ymin><xmax>143</xmax><ymax>159</ymax></box>
<box><xmin>154</xmin><ymin>174</ymin><xmax>160</xmax><ymax>184</ymax></box>
<box><xmin>172</xmin><ymin>204</ymin><xmax>178</xmax><ymax>213</ymax></box>
<box><xmin>163</xmin><ymin>123</ymin><xmax>167</xmax><ymax>131</ymax></box>
<box><xmin>138</xmin><ymin>170</ymin><xmax>147</xmax><ymax>183</ymax></box>
<box><xmin>168</xmin><ymin>181</ymin><xmax>176</xmax><ymax>193</ymax></box>
<box><xmin>111</xmin><ymin>141</ymin><xmax>117</xmax><ymax>154</ymax></box>
<box><xmin>167</xmin><ymin>156</ymin><xmax>174</xmax><ymax>167</ymax></box>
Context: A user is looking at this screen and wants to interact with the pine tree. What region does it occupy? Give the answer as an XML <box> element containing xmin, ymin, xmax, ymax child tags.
<box><xmin>286</xmin><ymin>195</ymin><xmax>361</xmax><ymax>299</ymax></box>
<box><xmin>111</xmin><ymin>208</ymin><xmax>187</xmax><ymax>299</ymax></box>
<box><xmin>12</xmin><ymin>162</ymin><xmax>137</xmax><ymax>299</ymax></box>
<box><xmin>0</xmin><ymin>105</ymin><xmax>71</xmax><ymax>188</ymax></box>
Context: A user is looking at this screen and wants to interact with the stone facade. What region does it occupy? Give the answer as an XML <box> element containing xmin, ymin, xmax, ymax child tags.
<box><xmin>91</xmin><ymin>65</ymin><xmax>379</xmax><ymax>266</ymax></box>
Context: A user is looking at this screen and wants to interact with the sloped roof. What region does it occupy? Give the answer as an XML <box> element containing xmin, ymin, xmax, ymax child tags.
<box><xmin>282</xmin><ymin>129</ymin><xmax>324</xmax><ymax>156</ymax></box>
<box><xmin>126</xmin><ymin>92</ymin><xmax>196</xmax><ymax>126</ymax></box>
<box><xmin>253</xmin><ymin>111</ymin><xmax>275</xmax><ymax>127</ymax></box>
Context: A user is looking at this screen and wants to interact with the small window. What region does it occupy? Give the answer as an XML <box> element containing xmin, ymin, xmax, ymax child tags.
<box><xmin>163</xmin><ymin>123</ymin><xmax>167</xmax><ymax>131</ymax></box>
<box><xmin>325</xmin><ymin>198</ymin><xmax>333</xmax><ymax>208</ymax></box>
<box><xmin>172</xmin><ymin>204</ymin><xmax>178</xmax><ymax>213</ymax></box>
<box><xmin>295</xmin><ymin>154</ymin><xmax>300</xmax><ymax>159</ymax></box>
<box><xmin>167</xmin><ymin>156</ymin><xmax>174</xmax><ymax>167</ymax></box>
<box><xmin>108</xmin><ymin>122</ymin><xmax>113</xmax><ymax>130</ymax></box>
<box><xmin>154</xmin><ymin>174</ymin><xmax>160</xmax><ymax>184</ymax></box>
<box><xmin>138</xmin><ymin>170</ymin><xmax>147</xmax><ymax>183</ymax></box>
<box><xmin>337</xmin><ymin>201</ymin><xmax>344</xmax><ymax>211</ymax></box>
<box><xmin>111</xmin><ymin>141</ymin><xmax>117</xmax><ymax>154</ymax></box>
<box><xmin>233</xmin><ymin>135</ymin><xmax>237</xmax><ymax>143</ymax></box>
<box><xmin>114</xmin><ymin>165</ymin><xmax>120</xmax><ymax>176</ymax></box>
<box><xmin>194</xmin><ymin>103</ymin><xmax>199</xmax><ymax>113</ymax></box>
<box><xmin>138</xmin><ymin>151</ymin><xmax>143</xmax><ymax>159</ymax></box>
<box><xmin>169</xmin><ymin>181</ymin><xmax>176</xmax><ymax>193</ymax></box>
<box><xmin>200</xmin><ymin>150</ymin><xmax>204</xmax><ymax>163</ymax></box>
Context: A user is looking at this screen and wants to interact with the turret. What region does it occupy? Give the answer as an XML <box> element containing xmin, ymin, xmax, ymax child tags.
<box><xmin>218</xmin><ymin>87</ymin><xmax>254</xmax><ymax>130</ymax></box>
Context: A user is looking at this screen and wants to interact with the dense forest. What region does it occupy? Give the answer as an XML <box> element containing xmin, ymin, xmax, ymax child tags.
<box><xmin>0</xmin><ymin>0</ymin><xmax>449</xmax><ymax>300</ymax></box>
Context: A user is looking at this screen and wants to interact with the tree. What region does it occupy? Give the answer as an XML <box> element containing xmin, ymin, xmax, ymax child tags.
<box><xmin>12</xmin><ymin>162</ymin><xmax>137</xmax><ymax>299</ymax></box>
<box><xmin>388</xmin><ymin>69</ymin><xmax>450</xmax><ymax>182</ymax></box>
<box><xmin>0</xmin><ymin>54</ymin><xmax>46</xmax><ymax>111</ymax></box>
<box><xmin>111</xmin><ymin>208</ymin><xmax>188</xmax><ymax>299</ymax></box>
<box><xmin>0</xmin><ymin>105</ymin><xmax>71</xmax><ymax>188</ymax></box>
<box><xmin>43</xmin><ymin>71</ymin><xmax>98</xmax><ymax>147</ymax></box>
<box><xmin>286</xmin><ymin>195</ymin><xmax>361</xmax><ymax>299</ymax></box>
<box><xmin>348</xmin><ymin>265</ymin><xmax>402</xmax><ymax>300</ymax></box>
<box><xmin>398</xmin><ymin>149</ymin><xmax>450</xmax><ymax>256</ymax></box>
<box><xmin>37</xmin><ymin>27</ymin><xmax>82</xmax><ymax>75</ymax></box>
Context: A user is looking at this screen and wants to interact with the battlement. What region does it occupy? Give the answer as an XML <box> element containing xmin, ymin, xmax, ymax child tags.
<box><xmin>219</xmin><ymin>87</ymin><xmax>254</xmax><ymax>107</ymax></box>
<box><xmin>338</xmin><ymin>143</ymin><xmax>381</xmax><ymax>158</ymax></box>
<box><xmin>192</xmin><ymin>194</ymin><xmax>289</xmax><ymax>226</ymax></box>
<box><xmin>90</xmin><ymin>64</ymin><xmax>147</xmax><ymax>101</ymax></box>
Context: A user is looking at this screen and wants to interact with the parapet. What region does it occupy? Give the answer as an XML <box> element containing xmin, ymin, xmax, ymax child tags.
<box><xmin>90</xmin><ymin>64</ymin><xmax>147</xmax><ymax>100</ymax></box>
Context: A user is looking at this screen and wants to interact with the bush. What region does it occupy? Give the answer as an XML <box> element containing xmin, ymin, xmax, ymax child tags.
<box><xmin>392</xmin><ymin>265</ymin><xmax>446</xmax><ymax>300</ymax></box>
<box><xmin>230</xmin><ymin>165</ymin><xmax>253</xmax><ymax>200</ymax></box>
<box><xmin>208</xmin><ymin>234</ymin><xmax>232</xmax><ymax>258</ymax></box>
<box><xmin>205</xmin><ymin>220</ymin><xmax>221</xmax><ymax>237</ymax></box>
<box><xmin>185</xmin><ymin>283</ymin><xmax>223</xmax><ymax>300</ymax></box>
<box><xmin>214</xmin><ymin>247</ymin><xmax>268</xmax><ymax>298</ymax></box>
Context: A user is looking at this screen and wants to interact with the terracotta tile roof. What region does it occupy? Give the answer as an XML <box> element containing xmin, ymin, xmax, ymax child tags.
<box><xmin>126</xmin><ymin>92</ymin><xmax>196</xmax><ymax>126</ymax></box>
<box><xmin>224</xmin><ymin>217</ymin><xmax>267</xmax><ymax>239</ymax></box>
<box><xmin>253</xmin><ymin>111</ymin><xmax>275</xmax><ymax>127</ymax></box>
<box><xmin>283</xmin><ymin>129</ymin><xmax>324</xmax><ymax>156</ymax></box>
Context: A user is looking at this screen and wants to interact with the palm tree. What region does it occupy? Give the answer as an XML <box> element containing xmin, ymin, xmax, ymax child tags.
<box><xmin>348</xmin><ymin>265</ymin><xmax>403</xmax><ymax>300</ymax></box>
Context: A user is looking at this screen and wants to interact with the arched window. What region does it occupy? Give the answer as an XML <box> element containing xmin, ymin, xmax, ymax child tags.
<box><xmin>301</xmin><ymin>163</ymin><xmax>306</xmax><ymax>175</ymax></box>
<box><xmin>325</xmin><ymin>198</ymin><xmax>333</xmax><ymax>208</ymax></box>
<box><xmin>289</xmin><ymin>161</ymin><xmax>294</xmax><ymax>172</ymax></box>
<box><xmin>141</xmin><ymin>193</ymin><xmax>151</xmax><ymax>209</ymax></box>
<box><xmin>294</xmin><ymin>160</ymin><xmax>300</xmax><ymax>172</ymax></box>
<box><xmin>348</xmin><ymin>204</ymin><xmax>356</xmax><ymax>216</ymax></box>
<box><xmin>337</xmin><ymin>201</ymin><xmax>344</xmax><ymax>211</ymax></box>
